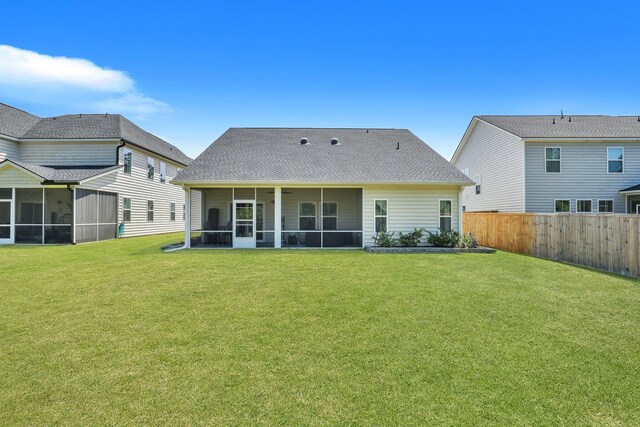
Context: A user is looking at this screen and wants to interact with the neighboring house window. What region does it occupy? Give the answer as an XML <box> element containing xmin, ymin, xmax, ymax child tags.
<box><xmin>170</xmin><ymin>203</ymin><xmax>176</xmax><ymax>221</ymax></box>
<box><xmin>160</xmin><ymin>162</ymin><xmax>166</xmax><ymax>183</ymax></box>
<box><xmin>374</xmin><ymin>200</ymin><xmax>387</xmax><ymax>233</ymax></box>
<box><xmin>555</xmin><ymin>200</ymin><xmax>570</xmax><ymax>213</ymax></box>
<box><xmin>577</xmin><ymin>200</ymin><xmax>592</xmax><ymax>213</ymax></box>
<box><xmin>439</xmin><ymin>200</ymin><xmax>452</xmax><ymax>231</ymax></box>
<box><xmin>607</xmin><ymin>147</ymin><xmax>624</xmax><ymax>173</ymax></box>
<box><xmin>147</xmin><ymin>200</ymin><xmax>154</xmax><ymax>221</ymax></box>
<box><xmin>147</xmin><ymin>157</ymin><xmax>155</xmax><ymax>180</ymax></box>
<box><xmin>123</xmin><ymin>197</ymin><xmax>132</xmax><ymax>222</ymax></box>
<box><xmin>323</xmin><ymin>202</ymin><xmax>338</xmax><ymax>230</ymax></box>
<box><xmin>545</xmin><ymin>147</ymin><xmax>561</xmax><ymax>173</ymax></box>
<box><xmin>598</xmin><ymin>200</ymin><xmax>614</xmax><ymax>213</ymax></box>
<box><xmin>183</xmin><ymin>204</ymin><xmax>186</xmax><ymax>221</ymax></box>
<box><xmin>299</xmin><ymin>202</ymin><xmax>316</xmax><ymax>230</ymax></box>
<box><xmin>475</xmin><ymin>176</ymin><xmax>481</xmax><ymax>194</ymax></box>
<box><xmin>123</xmin><ymin>148</ymin><xmax>132</xmax><ymax>174</ymax></box>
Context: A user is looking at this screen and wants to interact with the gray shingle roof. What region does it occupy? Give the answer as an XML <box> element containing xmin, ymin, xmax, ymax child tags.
<box><xmin>1</xmin><ymin>159</ymin><xmax>121</xmax><ymax>184</ymax></box>
<box><xmin>620</xmin><ymin>184</ymin><xmax>640</xmax><ymax>193</ymax></box>
<box><xmin>175</xmin><ymin>128</ymin><xmax>472</xmax><ymax>185</ymax></box>
<box><xmin>478</xmin><ymin>115</ymin><xmax>640</xmax><ymax>139</ymax></box>
<box><xmin>0</xmin><ymin>103</ymin><xmax>41</xmax><ymax>138</ymax></box>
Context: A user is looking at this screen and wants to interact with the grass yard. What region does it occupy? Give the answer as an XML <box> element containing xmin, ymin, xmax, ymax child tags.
<box><xmin>1</xmin><ymin>234</ymin><xmax>639</xmax><ymax>425</ymax></box>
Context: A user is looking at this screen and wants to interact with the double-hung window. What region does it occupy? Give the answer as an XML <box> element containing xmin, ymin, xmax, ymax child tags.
<box><xmin>555</xmin><ymin>200</ymin><xmax>570</xmax><ymax>213</ymax></box>
<box><xmin>147</xmin><ymin>157</ymin><xmax>155</xmax><ymax>180</ymax></box>
<box><xmin>374</xmin><ymin>200</ymin><xmax>387</xmax><ymax>233</ymax></box>
<box><xmin>123</xmin><ymin>148</ymin><xmax>132</xmax><ymax>174</ymax></box>
<box><xmin>299</xmin><ymin>202</ymin><xmax>316</xmax><ymax>230</ymax></box>
<box><xmin>123</xmin><ymin>197</ymin><xmax>132</xmax><ymax>222</ymax></box>
<box><xmin>147</xmin><ymin>200</ymin><xmax>154</xmax><ymax>221</ymax></box>
<box><xmin>598</xmin><ymin>200</ymin><xmax>613</xmax><ymax>213</ymax></box>
<box><xmin>170</xmin><ymin>203</ymin><xmax>176</xmax><ymax>221</ymax></box>
<box><xmin>608</xmin><ymin>147</ymin><xmax>623</xmax><ymax>173</ymax></box>
<box><xmin>439</xmin><ymin>200</ymin><xmax>452</xmax><ymax>231</ymax></box>
<box><xmin>322</xmin><ymin>202</ymin><xmax>338</xmax><ymax>230</ymax></box>
<box><xmin>160</xmin><ymin>162</ymin><xmax>166</xmax><ymax>183</ymax></box>
<box><xmin>577</xmin><ymin>200</ymin><xmax>592</xmax><ymax>213</ymax></box>
<box><xmin>545</xmin><ymin>147</ymin><xmax>561</xmax><ymax>173</ymax></box>
<box><xmin>475</xmin><ymin>176</ymin><xmax>481</xmax><ymax>194</ymax></box>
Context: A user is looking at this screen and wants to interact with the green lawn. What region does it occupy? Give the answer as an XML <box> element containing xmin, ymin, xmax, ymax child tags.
<box><xmin>1</xmin><ymin>234</ymin><xmax>639</xmax><ymax>425</ymax></box>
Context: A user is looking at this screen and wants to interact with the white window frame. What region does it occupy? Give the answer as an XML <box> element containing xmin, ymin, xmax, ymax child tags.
<box><xmin>462</xmin><ymin>168</ymin><xmax>470</xmax><ymax>177</ymax></box>
<box><xmin>298</xmin><ymin>201</ymin><xmax>317</xmax><ymax>230</ymax></box>
<box><xmin>160</xmin><ymin>162</ymin><xmax>166</xmax><ymax>183</ymax></box>
<box><xmin>576</xmin><ymin>199</ymin><xmax>592</xmax><ymax>213</ymax></box>
<box><xmin>554</xmin><ymin>199</ymin><xmax>570</xmax><ymax>213</ymax></box>
<box><xmin>597</xmin><ymin>199</ymin><xmax>614</xmax><ymax>214</ymax></box>
<box><xmin>374</xmin><ymin>199</ymin><xmax>388</xmax><ymax>233</ymax></box>
<box><xmin>123</xmin><ymin>148</ymin><xmax>132</xmax><ymax>175</ymax></box>
<box><xmin>147</xmin><ymin>200</ymin><xmax>154</xmax><ymax>222</ymax></box>
<box><xmin>322</xmin><ymin>201</ymin><xmax>338</xmax><ymax>231</ymax></box>
<box><xmin>147</xmin><ymin>157</ymin><xmax>155</xmax><ymax>180</ymax></box>
<box><xmin>170</xmin><ymin>202</ymin><xmax>176</xmax><ymax>222</ymax></box>
<box><xmin>123</xmin><ymin>197</ymin><xmax>132</xmax><ymax>222</ymax></box>
<box><xmin>545</xmin><ymin>147</ymin><xmax>561</xmax><ymax>173</ymax></box>
<box><xmin>607</xmin><ymin>147</ymin><xmax>624</xmax><ymax>174</ymax></box>
<box><xmin>475</xmin><ymin>176</ymin><xmax>481</xmax><ymax>194</ymax></box>
<box><xmin>439</xmin><ymin>199</ymin><xmax>453</xmax><ymax>231</ymax></box>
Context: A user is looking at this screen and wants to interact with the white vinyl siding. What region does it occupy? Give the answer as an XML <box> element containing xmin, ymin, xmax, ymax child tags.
<box><xmin>363</xmin><ymin>185</ymin><xmax>460</xmax><ymax>247</ymax></box>
<box><xmin>0</xmin><ymin>166</ymin><xmax>42</xmax><ymax>187</ymax></box>
<box><xmin>0</xmin><ymin>137</ymin><xmax>19</xmax><ymax>161</ymax></box>
<box><xmin>525</xmin><ymin>142</ymin><xmax>640</xmax><ymax>213</ymax></box>
<box><xmin>19</xmin><ymin>142</ymin><xmax>117</xmax><ymax>166</ymax></box>
<box><xmin>453</xmin><ymin>119</ymin><xmax>524</xmax><ymax>212</ymax></box>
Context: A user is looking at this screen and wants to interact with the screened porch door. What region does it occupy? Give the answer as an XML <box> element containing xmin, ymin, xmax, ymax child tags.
<box><xmin>233</xmin><ymin>200</ymin><xmax>256</xmax><ymax>248</ymax></box>
<box><xmin>0</xmin><ymin>197</ymin><xmax>12</xmax><ymax>244</ymax></box>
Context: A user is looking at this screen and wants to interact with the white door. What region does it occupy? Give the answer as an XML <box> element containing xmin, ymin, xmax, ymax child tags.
<box><xmin>233</xmin><ymin>200</ymin><xmax>256</xmax><ymax>248</ymax></box>
<box><xmin>0</xmin><ymin>196</ymin><xmax>13</xmax><ymax>244</ymax></box>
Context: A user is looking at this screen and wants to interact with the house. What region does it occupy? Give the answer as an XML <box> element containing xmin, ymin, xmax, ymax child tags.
<box><xmin>0</xmin><ymin>103</ymin><xmax>192</xmax><ymax>244</ymax></box>
<box><xmin>451</xmin><ymin>115</ymin><xmax>640</xmax><ymax>214</ymax></box>
<box><xmin>172</xmin><ymin>128</ymin><xmax>473</xmax><ymax>248</ymax></box>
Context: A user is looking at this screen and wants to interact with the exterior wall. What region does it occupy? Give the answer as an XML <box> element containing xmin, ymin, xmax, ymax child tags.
<box><xmin>525</xmin><ymin>142</ymin><xmax>640</xmax><ymax>213</ymax></box>
<box><xmin>362</xmin><ymin>184</ymin><xmax>461</xmax><ymax>247</ymax></box>
<box><xmin>18</xmin><ymin>141</ymin><xmax>118</xmax><ymax>166</ymax></box>
<box><xmin>0</xmin><ymin>137</ymin><xmax>19</xmax><ymax>161</ymax></box>
<box><xmin>453</xmin><ymin>120</ymin><xmax>525</xmax><ymax>212</ymax></box>
<box><xmin>190</xmin><ymin>189</ymin><xmax>202</xmax><ymax>231</ymax></box>
<box><xmin>80</xmin><ymin>145</ymin><xmax>187</xmax><ymax>237</ymax></box>
<box><xmin>0</xmin><ymin>166</ymin><xmax>42</xmax><ymax>187</ymax></box>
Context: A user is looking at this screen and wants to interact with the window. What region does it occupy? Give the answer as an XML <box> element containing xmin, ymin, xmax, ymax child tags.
<box><xmin>555</xmin><ymin>200</ymin><xmax>570</xmax><ymax>213</ymax></box>
<box><xmin>462</xmin><ymin>168</ymin><xmax>470</xmax><ymax>177</ymax></box>
<box><xmin>170</xmin><ymin>202</ymin><xmax>176</xmax><ymax>221</ymax></box>
<box><xmin>183</xmin><ymin>203</ymin><xmax>186</xmax><ymax>221</ymax></box>
<box><xmin>577</xmin><ymin>199</ymin><xmax>592</xmax><ymax>213</ymax></box>
<box><xmin>439</xmin><ymin>200</ymin><xmax>452</xmax><ymax>231</ymax></box>
<box><xmin>545</xmin><ymin>147</ymin><xmax>561</xmax><ymax>173</ymax></box>
<box><xmin>160</xmin><ymin>162</ymin><xmax>166</xmax><ymax>183</ymax></box>
<box><xmin>322</xmin><ymin>202</ymin><xmax>338</xmax><ymax>230</ymax></box>
<box><xmin>475</xmin><ymin>176</ymin><xmax>481</xmax><ymax>194</ymax></box>
<box><xmin>608</xmin><ymin>147</ymin><xmax>624</xmax><ymax>173</ymax></box>
<box><xmin>147</xmin><ymin>157</ymin><xmax>155</xmax><ymax>180</ymax></box>
<box><xmin>375</xmin><ymin>200</ymin><xmax>387</xmax><ymax>233</ymax></box>
<box><xmin>299</xmin><ymin>202</ymin><xmax>316</xmax><ymax>230</ymax></box>
<box><xmin>123</xmin><ymin>197</ymin><xmax>132</xmax><ymax>222</ymax></box>
<box><xmin>147</xmin><ymin>200</ymin><xmax>154</xmax><ymax>221</ymax></box>
<box><xmin>123</xmin><ymin>148</ymin><xmax>132</xmax><ymax>174</ymax></box>
<box><xmin>598</xmin><ymin>200</ymin><xmax>614</xmax><ymax>213</ymax></box>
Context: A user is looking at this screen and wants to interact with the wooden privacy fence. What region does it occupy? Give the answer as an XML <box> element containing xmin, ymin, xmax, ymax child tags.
<box><xmin>463</xmin><ymin>212</ymin><xmax>640</xmax><ymax>278</ymax></box>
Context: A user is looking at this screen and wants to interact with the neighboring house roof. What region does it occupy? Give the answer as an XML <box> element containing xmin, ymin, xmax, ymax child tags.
<box><xmin>0</xmin><ymin>103</ymin><xmax>41</xmax><ymax>138</ymax></box>
<box><xmin>0</xmin><ymin>103</ymin><xmax>191</xmax><ymax>166</ymax></box>
<box><xmin>175</xmin><ymin>128</ymin><xmax>473</xmax><ymax>185</ymax></box>
<box><xmin>620</xmin><ymin>184</ymin><xmax>640</xmax><ymax>193</ymax></box>
<box><xmin>0</xmin><ymin>159</ymin><xmax>121</xmax><ymax>184</ymax></box>
<box><xmin>477</xmin><ymin>115</ymin><xmax>640</xmax><ymax>139</ymax></box>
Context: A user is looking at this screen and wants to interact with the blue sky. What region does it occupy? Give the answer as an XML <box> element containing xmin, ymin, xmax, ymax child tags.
<box><xmin>1</xmin><ymin>0</ymin><xmax>639</xmax><ymax>159</ymax></box>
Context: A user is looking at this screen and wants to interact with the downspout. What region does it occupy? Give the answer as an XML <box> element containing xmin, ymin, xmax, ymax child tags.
<box><xmin>115</xmin><ymin>139</ymin><xmax>126</xmax><ymax>165</ymax></box>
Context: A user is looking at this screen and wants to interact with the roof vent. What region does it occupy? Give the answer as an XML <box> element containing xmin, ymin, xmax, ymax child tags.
<box><xmin>330</xmin><ymin>138</ymin><xmax>339</xmax><ymax>145</ymax></box>
<box><xmin>552</xmin><ymin>118</ymin><xmax>556</xmax><ymax>124</ymax></box>
<box><xmin>300</xmin><ymin>137</ymin><xmax>309</xmax><ymax>145</ymax></box>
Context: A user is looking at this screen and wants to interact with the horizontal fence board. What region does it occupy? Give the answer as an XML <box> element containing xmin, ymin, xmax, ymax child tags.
<box><xmin>463</xmin><ymin>212</ymin><xmax>640</xmax><ymax>278</ymax></box>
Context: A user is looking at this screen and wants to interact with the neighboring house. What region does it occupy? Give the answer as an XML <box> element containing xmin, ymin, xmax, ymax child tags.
<box><xmin>172</xmin><ymin>128</ymin><xmax>473</xmax><ymax>249</ymax></box>
<box><xmin>0</xmin><ymin>103</ymin><xmax>192</xmax><ymax>244</ymax></box>
<box><xmin>451</xmin><ymin>115</ymin><xmax>640</xmax><ymax>214</ymax></box>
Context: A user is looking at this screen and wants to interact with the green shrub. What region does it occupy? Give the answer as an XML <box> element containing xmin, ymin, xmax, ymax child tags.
<box><xmin>426</xmin><ymin>229</ymin><xmax>459</xmax><ymax>247</ymax></box>
<box><xmin>373</xmin><ymin>231</ymin><xmax>397</xmax><ymax>247</ymax></box>
<box><xmin>398</xmin><ymin>228</ymin><xmax>424</xmax><ymax>247</ymax></box>
<box><xmin>455</xmin><ymin>232</ymin><xmax>479</xmax><ymax>248</ymax></box>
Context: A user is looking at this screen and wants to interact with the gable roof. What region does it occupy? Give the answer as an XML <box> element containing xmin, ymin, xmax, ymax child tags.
<box><xmin>0</xmin><ymin>103</ymin><xmax>191</xmax><ymax>166</ymax></box>
<box><xmin>477</xmin><ymin>115</ymin><xmax>640</xmax><ymax>139</ymax></box>
<box><xmin>0</xmin><ymin>159</ymin><xmax>121</xmax><ymax>184</ymax></box>
<box><xmin>174</xmin><ymin>128</ymin><xmax>473</xmax><ymax>185</ymax></box>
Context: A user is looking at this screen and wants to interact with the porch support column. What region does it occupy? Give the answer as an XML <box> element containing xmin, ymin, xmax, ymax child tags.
<box><xmin>274</xmin><ymin>186</ymin><xmax>282</xmax><ymax>248</ymax></box>
<box><xmin>458</xmin><ymin>186</ymin><xmax>464</xmax><ymax>234</ymax></box>
<box><xmin>185</xmin><ymin>187</ymin><xmax>191</xmax><ymax>248</ymax></box>
<box><xmin>72</xmin><ymin>187</ymin><xmax>76</xmax><ymax>244</ymax></box>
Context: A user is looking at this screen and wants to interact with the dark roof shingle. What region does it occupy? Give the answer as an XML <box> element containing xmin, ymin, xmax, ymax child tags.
<box><xmin>0</xmin><ymin>103</ymin><xmax>41</xmax><ymax>138</ymax></box>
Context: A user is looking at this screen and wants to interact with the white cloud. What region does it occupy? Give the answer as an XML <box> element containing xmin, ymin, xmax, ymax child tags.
<box><xmin>0</xmin><ymin>45</ymin><xmax>169</xmax><ymax>118</ymax></box>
